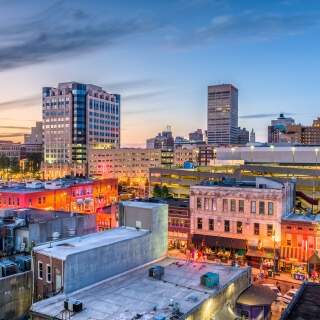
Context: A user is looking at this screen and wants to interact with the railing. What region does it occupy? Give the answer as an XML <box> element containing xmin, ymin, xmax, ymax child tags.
<box><xmin>296</xmin><ymin>191</ymin><xmax>318</xmax><ymax>206</ymax></box>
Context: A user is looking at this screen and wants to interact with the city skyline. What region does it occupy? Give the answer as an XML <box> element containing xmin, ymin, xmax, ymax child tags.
<box><xmin>1</xmin><ymin>0</ymin><xmax>320</xmax><ymax>146</ymax></box>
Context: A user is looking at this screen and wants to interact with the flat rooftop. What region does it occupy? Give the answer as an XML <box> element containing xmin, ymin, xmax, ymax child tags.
<box><xmin>31</xmin><ymin>257</ymin><xmax>249</xmax><ymax>320</ymax></box>
<box><xmin>282</xmin><ymin>212</ymin><xmax>320</xmax><ymax>223</ymax></box>
<box><xmin>33</xmin><ymin>227</ymin><xmax>147</xmax><ymax>260</ymax></box>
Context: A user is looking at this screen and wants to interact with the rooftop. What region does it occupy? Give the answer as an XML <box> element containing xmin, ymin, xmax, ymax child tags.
<box><xmin>30</xmin><ymin>257</ymin><xmax>249</xmax><ymax>320</ymax></box>
<box><xmin>282</xmin><ymin>212</ymin><xmax>320</xmax><ymax>223</ymax></box>
<box><xmin>280</xmin><ymin>282</ymin><xmax>320</xmax><ymax>320</ymax></box>
<box><xmin>33</xmin><ymin>226</ymin><xmax>147</xmax><ymax>260</ymax></box>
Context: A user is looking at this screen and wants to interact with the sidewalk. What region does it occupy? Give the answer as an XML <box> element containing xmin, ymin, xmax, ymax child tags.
<box><xmin>167</xmin><ymin>249</ymin><xmax>303</xmax><ymax>285</ymax></box>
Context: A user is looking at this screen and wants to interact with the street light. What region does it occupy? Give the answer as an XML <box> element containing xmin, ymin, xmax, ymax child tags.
<box><xmin>315</xmin><ymin>148</ymin><xmax>318</xmax><ymax>170</ymax></box>
<box><xmin>291</xmin><ymin>147</ymin><xmax>295</xmax><ymax>166</ymax></box>
<box><xmin>270</xmin><ymin>145</ymin><xmax>274</xmax><ymax>166</ymax></box>
<box><xmin>250</xmin><ymin>146</ymin><xmax>254</xmax><ymax>164</ymax></box>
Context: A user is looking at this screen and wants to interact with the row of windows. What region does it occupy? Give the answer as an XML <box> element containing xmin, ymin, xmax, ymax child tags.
<box><xmin>197</xmin><ymin>217</ymin><xmax>273</xmax><ymax>236</ymax></box>
<box><xmin>168</xmin><ymin>219</ymin><xmax>190</xmax><ymax>228</ymax></box>
<box><xmin>285</xmin><ymin>235</ymin><xmax>320</xmax><ymax>249</ymax></box>
<box><xmin>38</xmin><ymin>262</ymin><xmax>51</xmax><ymax>282</ymax></box>
<box><xmin>196</xmin><ymin>197</ymin><xmax>274</xmax><ymax>215</ymax></box>
<box><xmin>44</xmin><ymin>111</ymin><xmax>70</xmax><ymax>116</ymax></box>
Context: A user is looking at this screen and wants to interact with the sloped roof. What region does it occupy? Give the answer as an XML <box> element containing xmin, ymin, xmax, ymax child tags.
<box><xmin>237</xmin><ymin>284</ymin><xmax>277</xmax><ymax>306</ymax></box>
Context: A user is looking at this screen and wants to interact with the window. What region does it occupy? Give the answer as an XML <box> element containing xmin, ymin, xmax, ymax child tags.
<box><xmin>225</xmin><ymin>220</ymin><xmax>230</xmax><ymax>232</ymax></box>
<box><xmin>197</xmin><ymin>197</ymin><xmax>202</xmax><ymax>210</ymax></box>
<box><xmin>46</xmin><ymin>265</ymin><xmax>51</xmax><ymax>282</ymax></box>
<box><xmin>251</xmin><ymin>201</ymin><xmax>256</xmax><ymax>213</ymax></box>
<box><xmin>267</xmin><ymin>224</ymin><xmax>273</xmax><ymax>236</ymax></box>
<box><xmin>254</xmin><ymin>223</ymin><xmax>259</xmax><ymax>235</ymax></box>
<box><xmin>239</xmin><ymin>200</ymin><xmax>244</xmax><ymax>213</ymax></box>
<box><xmin>231</xmin><ymin>199</ymin><xmax>236</xmax><ymax>211</ymax></box>
<box><xmin>209</xmin><ymin>219</ymin><xmax>214</xmax><ymax>231</ymax></box>
<box><xmin>268</xmin><ymin>202</ymin><xmax>273</xmax><ymax>215</ymax></box>
<box><xmin>204</xmin><ymin>198</ymin><xmax>209</xmax><ymax>210</ymax></box>
<box><xmin>316</xmin><ymin>237</ymin><xmax>320</xmax><ymax>250</ymax></box>
<box><xmin>308</xmin><ymin>236</ymin><xmax>314</xmax><ymax>249</ymax></box>
<box><xmin>212</xmin><ymin>199</ymin><xmax>217</xmax><ymax>211</ymax></box>
<box><xmin>38</xmin><ymin>262</ymin><xmax>43</xmax><ymax>279</ymax></box>
<box><xmin>237</xmin><ymin>221</ymin><xmax>242</xmax><ymax>234</ymax></box>
<box><xmin>297</xmin><ymin>235</ymin><xmax>303</xmax><ymax>248</ymax></box>
<box><xmin>259</xmin><ymin>202</ymin><xmax>265</xmax><ymax>214</ymax></box>
<box><xmin>286</xmin><ymin>234</ymin><xmax>292</xmax><ymax>246</ymax></box>
<box><xmin>43</xmin><ymin>197</ymin><xmax>46</xmax><ymax>204</ymax></box>
<box><xmin>38</xmin><ymin>197</ymin><xmax>41</xmax><ymax>204</ymax></box>
<box><xmin>197</xmin><ymin>218</ymin><xmax>202</xmax><ymax>229</ymax></box>
<box><xmin>29</xmin><ymin>199</ymin><xmax>32</xmax><ymax>206</ymax></box>
<box><xmin>223</xmin><ymin>199</ymin><xmax>228</xmax><ymax>211</ymax></box>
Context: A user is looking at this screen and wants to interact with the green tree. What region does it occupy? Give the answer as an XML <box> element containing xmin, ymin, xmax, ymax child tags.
<box><xmin>10</xmin><ymin>157</ymin><xmax>20</xmax><ymax>174</ymax></box>
<box><xmin>153</xmin><ymin>184</ymin><xmax>163</xmax><ymax>197</ymax></box>
<box><xmin>162</xmin><ymin>185</ymin><xmax>169</xmax><ymax>198</ymax></box>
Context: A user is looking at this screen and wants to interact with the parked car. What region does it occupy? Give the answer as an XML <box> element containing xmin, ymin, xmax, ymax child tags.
<box><xmin>262</xmin><ymin>284</ymin><xmax>282</xmax><ymax>301</ymax></box>
<box><xmin>282</xmin><ymin>289</ymin><xmax>298</xmax><ymax>304</ymax></box>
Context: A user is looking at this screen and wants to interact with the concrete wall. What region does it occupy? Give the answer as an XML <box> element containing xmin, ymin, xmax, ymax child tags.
<box><xmin>28</xmin><ymin>214</ymin><xmax>96</xmax><ymax>245</ymax></box>
<box><xmin>0</xmin><ymin>271</ymin><xmax>32</xmax><ymax>319</ymax></box>
<box><xmin>183</xmin><ymin>268</ymin><xmax>252</xmax><ymax>320</ymax></box>
<box><xmin>63</xmin><ymin>204</ymin><xmax>168</xmax><ymax>293</ymax></box>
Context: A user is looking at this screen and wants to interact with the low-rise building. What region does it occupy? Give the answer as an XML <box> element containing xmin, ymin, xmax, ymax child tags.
<box><xmin>190</xmin><ymin>177</ymin><xmax>294</xmax><ymax>269</ymax></box>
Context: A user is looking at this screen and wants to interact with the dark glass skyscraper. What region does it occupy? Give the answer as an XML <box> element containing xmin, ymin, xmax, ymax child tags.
<box><xmin>207</xmin><ymin>84</ymin><xmax>238</xmax><ymax>145</ymax></box>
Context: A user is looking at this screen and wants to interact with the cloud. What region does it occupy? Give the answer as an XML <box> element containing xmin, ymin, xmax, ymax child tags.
<box><xmin>0</xmin><ymin>95</ymin><xmax>39</xmax><ymax>111</ymax></box>
<box><xmin>123</xmin><ymin>90</ymin><xmax>168</xmax><ymax>101</ymax></box>
<box><xmin>103</xmin><ymin>79</ymin><xmax>163</xmax><ymax>92</ymax></box>
<box><xmin>0</xmin><ymin>125</ymin><xmax>30</xmax><ymax>130</ymax></box>
<box><xmin>0</xmin><ymin>133</ymin><xmax>25</xmax><ymax>138</ymax></box>
<box><xmin>0</xmin><ymin>2</ymin><xmax>160</xmax><ymax>71</ymax></box>
<box><xmin>171</xmin><ymin>11</ymin><xmax>320</xmax><ymax>47</ymax></box>
<box><xmin>239</xmin><ymin>113</ymin><xmax>295</xmax><ymax>119</ymax></box>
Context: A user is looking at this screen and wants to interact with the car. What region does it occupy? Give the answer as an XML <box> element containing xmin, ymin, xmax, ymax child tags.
<box><xmin>262</xmin><ymin>284</ymin><xmax>283</xmax><ymax>301</ymax></box>
<box><xmin>282</xmin><ymin>289</ymin><xmax>298</xmax><ymax>304</ymax></box>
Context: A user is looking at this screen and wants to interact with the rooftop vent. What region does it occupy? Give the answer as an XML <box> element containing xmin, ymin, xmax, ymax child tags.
<box><xmin>149</xmin><ymin>266</ymin><xmax>164</xmax><ymax>280</ymax></box>
<box><xmin>200</xmin><ymin>272</ymin><xmax>219</xmax><ymax>288</ymax></box>
<box><xmin>64</xmin><ymin>298</ymin><xmax>82</xmax><ymax>312</ymax></box>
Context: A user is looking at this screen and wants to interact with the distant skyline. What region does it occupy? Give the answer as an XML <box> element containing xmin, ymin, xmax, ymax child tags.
<box><xmin>1</xmin><ymin>0</ymin><xmax>320</xmax><ymax>146</ymax></box>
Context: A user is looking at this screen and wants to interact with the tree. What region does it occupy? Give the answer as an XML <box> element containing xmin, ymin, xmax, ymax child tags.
<box><xmin>153</xmin><ymin>184</ymin><xmax>163</xmax><ymax>197</ymax></box>
<box><xmin>162</xmin><ymin>185</ymin><xmax>169</xmax><ymax>198</ymax></box>
<box><xmin>10</xmin><ymin>157</ymin><xmax>20</xmax><ymax>174</ymax></box>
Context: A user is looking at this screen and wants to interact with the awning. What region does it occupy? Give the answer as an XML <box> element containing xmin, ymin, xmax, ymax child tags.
<box><xmin>246</xmin><ymin>250</ymin><xmax>274</xmax><ymax>259</ymax></box>
<box><xmin>191</xmin><ymin>234</ymin><xmax>246</xmax><ymax>250</ymax></box>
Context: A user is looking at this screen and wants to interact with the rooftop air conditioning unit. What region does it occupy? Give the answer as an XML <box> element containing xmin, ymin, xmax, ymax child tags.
<box><xmin>0</xmin><ymin>260</ymin><xmax>18</xmax><ymax>278</ymax></box>
<box><xmin>149</xmin><ymin>266</ymin><xmax>164</xmax><ymax>280</ymax></box>
<box><xmin>17</xmin><ymin>255</ymin><xmax>31</xmax><ymax>271</ymax></box>
<box><xmin>64</xmin><ymin>298</ymin><xmax>83</xmax><ymax>312</ymax></box>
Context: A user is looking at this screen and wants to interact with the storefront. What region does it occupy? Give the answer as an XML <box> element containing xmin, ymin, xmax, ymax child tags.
<box><xmin>191</xmin><ymin>234</ymin><xmax>246</xmax><ymax>263</ymax></box>
<box><xmin>245</xmin><ymin>250</ymin><xmax>275</xmax><ymax>270</ymax></box>
<box><xmin>307</xmin><ymin>252</ymin><xmax>320</xmax><ymax>275</ymax></box>
<box><xmin>279</xmin><ymin>257</ymin><xmax>307</xmax><ymax>277</ymax></box>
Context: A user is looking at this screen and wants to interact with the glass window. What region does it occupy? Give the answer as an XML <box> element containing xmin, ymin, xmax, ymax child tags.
<box><xmin>46</xmin><ymin>265</ymin><xmax>51</xmax><ymax>282</ymax></box>
<box><xmin>231</xmin><ymin>199</ymin><xmax>236</xmax><ymax>212</ymax></box>
<box><xmin>239</xmin><ymin>200</ymin><xmax>244</xmax><ymax>213</ymax></box>
<box><xmin>286</xmin><ymin>234</ymin><xmax>292</xmax><ymax>246</ymax></box>
<box><xmin>225</xmin><ymin>220</ymin><xmax>230</xmax><ymax>232</ymax></box>
<box><xmin>251</xmin><ymin>201</ymin><xmax>256</xmax><ymax>213</ymax></box>
<box><xmin>38</xmin><ymin>262</ymin><xmax>43</xmax><ymax>279</ymax></box>
<box><xmin>308</xmin><ymin>236</ymin><xmax>314</xmax><ymax>249</ymax></box>
<box><xmin>197</xmin><ymin>218</ymin><xmax>202</xmax><ymax>229</ymax></box>
<box><xmin>254</xmin><ymin>223</ymin><xmax>259</xmax><ymax>235</ymax></box>
<box><xmin>204</xmin><ymin>198</ymin><xmax>209</xmax><ymax>210</ymax></box>
<box><xmin>209</xmin><ymin>219</ymin><xmax>214</xmax><ymax>231</ymax></box>
<box><xmin>197</xmin><ymin>197</ymin><xmax>202</xmax><ymax>210</ymax></box>
<box><xmin>259</xmin><ymin>202</ymin><xmax>265</xmax><ymax>214</ymax></box>
<box><xmin>297</xmin><ymin>235</ymin><xmax>303</xmax><ymax>248</ymax></box>
<box><xmin>267</xmin><ymin>224</ymin><xmax>273</xmax><ymax>236</ymax></box>
<box><xmin>212</xmin><ymin>198</ymin><xmax>217</xmax><ymax>211</ymax></box>
<box><xmin>38</xmin><ymin>197</ymin><xmax>41</xmax><ymax>204</ymax></box>
<box><xmin>268</xmin><ymin>202</ymin><xmax>273</xmax><ymax>215</ymax></box>
<box><xmin>223</xmin><ymin>199</ymin><xmax>228</xmax><ymax>212</ymax></box>
<box><xmin>237</xmin><ymin>221</ymin><xmax>242</xmax><ymax>234</ymax></box>
<box><xmin>316</xmin><ymin>237</ymin><xmax>320</xmax><ymax>250</ymax></box>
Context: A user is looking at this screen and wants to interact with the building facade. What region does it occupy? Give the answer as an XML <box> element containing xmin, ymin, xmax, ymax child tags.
<box><xmin>42</xmin><ymin>82</ymin><xmax>120</xmax><ymax>165</ymax></box>
<box><xmin>207</xmin><ymin>84</ymin><xmax>238</xmax><ymax>145</ymax></box>
<box><xmin>190</xmin><ymin>177</ymin><xmax>294</xmax><ymax>268</ymax></box>
<box><xmin>268</xmin><ymin>113</ymin><xmax>295</xmax><ymax>143</ymax></box>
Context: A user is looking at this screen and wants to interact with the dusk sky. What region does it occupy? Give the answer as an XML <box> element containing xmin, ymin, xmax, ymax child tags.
<box><xmin>1</xmin><ymin>0</ymin><xmax>320</xmax><ymax>146</ymax></box>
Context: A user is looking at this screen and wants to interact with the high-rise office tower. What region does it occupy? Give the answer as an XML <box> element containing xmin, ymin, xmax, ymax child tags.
<box><xmin>42</xmin><ymin>82</ymin><xmax>120</xmax><ymax>164</ymax></box>
<box><xmin>207</xmin><ymin>84</ymin><xmax>238</xmax><ymax>145</ymax></box>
